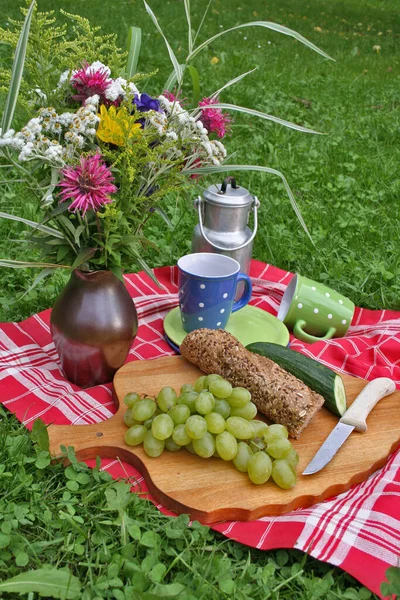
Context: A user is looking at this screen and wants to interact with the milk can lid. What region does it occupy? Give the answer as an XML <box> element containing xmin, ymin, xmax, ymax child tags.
<box><xmin>203</xmin><ymin>176</ymin><xmax>253</xmax><ymax>207</ymax></box>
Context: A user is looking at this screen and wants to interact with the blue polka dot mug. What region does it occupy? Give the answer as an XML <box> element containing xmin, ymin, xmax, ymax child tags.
<box><xmin>277</xmin><ymin>274</ymin><xmax>355</xmax><ymax>343</ymax></box>
<box><xmin>177</xmin><ymin>253</ymin><xmax>252</xmax><ymax>333</ymax></box>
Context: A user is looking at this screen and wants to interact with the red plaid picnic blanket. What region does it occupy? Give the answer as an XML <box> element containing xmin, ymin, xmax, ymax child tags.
<box><xmin>1</xmin><ymin>260</ymin><xmax>399</xmax><ymax>597</ymax></box>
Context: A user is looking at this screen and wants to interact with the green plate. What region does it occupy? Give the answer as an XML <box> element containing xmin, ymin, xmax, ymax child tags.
<box><xmin>163</xmin><ymin>305</ymin><xmax>290</xmax><ymax>349</ymax></box>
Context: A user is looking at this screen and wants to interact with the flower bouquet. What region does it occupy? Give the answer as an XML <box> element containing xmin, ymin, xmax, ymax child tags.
<box><xmin>0</xmin><ymin>0</ymin><xmax>332</xmax><ymax>284</ymax></box>
<box><xmin>0</xmin><ymin>1</ymin><xmax>331</xmax><ymax>386</ymax></box>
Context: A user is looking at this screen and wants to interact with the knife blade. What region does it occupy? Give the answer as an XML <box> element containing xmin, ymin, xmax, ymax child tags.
<box><xmin>302</xmin><ymin>377</ymin><xmax>396</xmax><ymax>475</ymax></box>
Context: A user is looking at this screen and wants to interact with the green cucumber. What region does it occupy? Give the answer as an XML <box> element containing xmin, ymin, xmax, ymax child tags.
<box><xmin>246</xmin><ymin>342</ymin><xmax>347</xmax><ymax>417</ymax></box>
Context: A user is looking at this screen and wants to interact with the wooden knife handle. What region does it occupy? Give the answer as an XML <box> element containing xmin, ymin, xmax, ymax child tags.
<box><xmin>340</xmin><ymin>377</ymin><xmax>396</xmax><ymax>432</ymax></box>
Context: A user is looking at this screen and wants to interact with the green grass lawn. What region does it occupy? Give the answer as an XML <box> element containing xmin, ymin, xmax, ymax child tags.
<box><xmin>0</xmin><ymin>0</ymin><xmax>399</xmax><ymax>597</ymax></box>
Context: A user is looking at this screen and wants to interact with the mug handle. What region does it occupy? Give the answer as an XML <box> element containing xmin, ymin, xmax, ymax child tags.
<box><xmin>232</xmin><ymin>273</ymin><xmax>252</xmax><ymax>313</ymax></box>
<box><xmin>293</xmin><ymin>319</ymin><xmax>337</xmax><ymax>343</ymax></box>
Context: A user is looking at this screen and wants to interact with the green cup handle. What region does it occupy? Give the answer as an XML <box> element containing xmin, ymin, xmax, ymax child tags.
<box><xmin>293</xmin><ymin>320</ymin><xmax>337</xmax><ymax>343</ymax></box>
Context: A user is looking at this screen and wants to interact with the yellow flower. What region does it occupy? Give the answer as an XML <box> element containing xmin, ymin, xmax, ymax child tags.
<box><xmin>96</xmin><ymin>105</ymin><xmax>141</xmax><ymax>146</ymax></box>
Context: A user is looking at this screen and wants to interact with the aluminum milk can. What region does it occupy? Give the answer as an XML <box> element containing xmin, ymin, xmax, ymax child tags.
<box><xmin>192</xmin><ymin>176</ymin><xmax>260</xmax><ymax>278</ymax></box>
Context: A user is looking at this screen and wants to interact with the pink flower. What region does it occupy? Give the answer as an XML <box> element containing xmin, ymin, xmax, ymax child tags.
<box><xmin>71</xmin><ymin>63</ymin><xmax>113</xmax><ymax>105</ymax></box>
<box><xmin>198</xmin><ymin>96</ymin><xmax>232</xmax><ymax>138</ymax></box>
<box><xmin>163</xmin><ymin>90</ymin><xmax>178</xmax><ymax>103</ymax></box>
<box><xmin>163</xmin><ymin>89</ymin><xmax>185</xmax><ymax>104</ymax></box>
<box><xmin>59</xmin><ymin>154</ymin><xmax>117</xmax><ymax>215</ymax></box>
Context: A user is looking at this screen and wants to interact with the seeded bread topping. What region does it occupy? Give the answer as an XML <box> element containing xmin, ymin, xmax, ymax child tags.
<box><xmin>180</xmin><ymin>329</ymin><xmax>324</xmax><ymax>438</ymax></box>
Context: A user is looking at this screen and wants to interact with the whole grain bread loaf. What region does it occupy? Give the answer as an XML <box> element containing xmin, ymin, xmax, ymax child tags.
<box><xmin>180</xmin><ymin>329</ymin><xmax>324</xmax><ymax>438</ymax></box>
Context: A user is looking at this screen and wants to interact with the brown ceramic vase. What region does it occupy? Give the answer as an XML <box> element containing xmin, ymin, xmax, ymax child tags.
<box><xmin>50</xmin><ymin>269</ymin><xmax>138</xmax><ymax>388</ymax></box>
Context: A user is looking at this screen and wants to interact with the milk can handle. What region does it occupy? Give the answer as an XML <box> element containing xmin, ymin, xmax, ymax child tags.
<box><xmin>195</xmin><ymin>196</ymin><xmax>260</xmax><ymax>252</ymax></box>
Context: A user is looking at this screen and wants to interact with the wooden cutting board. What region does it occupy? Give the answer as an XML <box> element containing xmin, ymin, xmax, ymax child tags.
<box><xmin>48</xmin><ymin>356</ymin><xmax>400</xmax><ymax>524</ymax></box>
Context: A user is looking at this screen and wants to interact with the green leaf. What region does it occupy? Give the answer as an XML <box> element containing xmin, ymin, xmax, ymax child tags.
<box><xmin>42</xmin><ymin>202</ymin><xmax>70</xmax><ymax>224</ymax></box>
<box><xmin>183</xmin><ymin>0</ymin><xmax>192</xmax><ymax>55</ymax></box>
<box><xmin>127</xmin><ymin>523</ymin><xmax>141</xmax><ymax>541</ymax></box>
<box><xmin>343</xmin><ymin>590</ymin><xmax>360</xmax><ymax>600</ymax></box>
<box><xmin>195</xmin><ymin>103</ymin><xmax>323</xmax><ymax>134</ymax></box>
<box><xmin>71</xmin><ymin>247</ymin><xmax>97</xmax><ymax>269</ymax></box>
<box><xmin>19</xmin><ymin>267</ymin><xmax>56</xmax><ymax>299</ymax></box>
<box><xmin>58</xmin><ymin>215</ymin><xmax>78</xmax><ymax>238</ymax></box>
<box><xmin>153</xmin><ymin>207</ymin><xmax>173</xmax><ymax>229</ymax></box>
<box><xmin>154</xmin><ymin>583</ymin><xmax>186</xmax><ymax>597</ymax></box>
<box><xmin>35</xmin><ymin>451</ymin><xmax>51</xmax><ymax>469</ymax></box>
<box><xmin>46</xmin><ymin>238</ymin><xmax>70</xmax><ymax>246</ymax></box>
<box><xmin>60</xmin><ymin>446</ymin><xmax>79</xmax><ymax>467</ymax></box>
<box><xmin>181</xmin><ymin>163</ymin><xmax>313</xmax><ymax>244</ymax></box>
<box><xmin>105</xmin><ymin>481</ymin><xmax>132</xmax><ymax>512</ymax></box>
<box><xmin>110</xmin><ymin>264</ymin><xmax>124</xmax><ymax>282</ymax></box>
<box><xmin>0</xmin><ymin>533</ymin><xmax>10</xmax><ymax>549</ymax></box>
<box><xmin>140</xmin><ymin>531</ymin><xmax>159</xmax><ymax>548</ymax></box>
<box><xmin>57</xmin><ymin>245</ymin><xmax>71</xmax><ymax>262</ymax></box>
<box><xmin>143</xmin><ymin>1</ymin><xmax>183</xmax><ymax>84</ymax></box>
<box><xmin>132</xmin><ymin>253</ymin><xmax>161</xmax><ymax>287</ymax></box>
<box><xmin>210</xmin><ymin>67</ymin><xmax>258</xmax><ymax>100</ymax></box>
<box><xmin>41</xmin><ymin>168</ymin><xmax>59</xmax><ymax>207</ymax></box>
<box><xmin>187</xmin><ymin>65</ymin><xmax>200</xmax><ymax>108</ymax></box>
<box><xmin>76</xmin><ymin>473</ymin><xmax>91</xmax><ymax>485</ymax></box>
<box><xmin>150</xmin><ymin>563</ymin><xmax>166</xmax><ymax>584</ymax></box>
<box><xmin>126</xmin><ymin>26</ymin><xmax>142</xmax><ymax>77</ymax></box>
<box><xmin>219</xmin><ymin>578</ymin><xmax>235</xmax><ymax>594</ymax></box>
<box><xmin>187</xmin><ymin>20</ymin><xmax>335</xmax><ymax>63</ymax></box>
<box><xmin>66</xmin><ymin>480</ymin><xmax>79</xmax><ymax>492</ymax></box>
<box><xmin>0</xmin><ymin>211</ymin><xmax>64</xmax><ymax>238</ymax></box>
<box><xmin>381</xmin><ymin>566</ymin><xmax>400</xmax><ymax>597</ymax></box>
<box><xmin>276</xmin><ymin>549</ymin><xmax>289</xmax><ymax>566</ymax></box>
<box><xmin>64</xmin><ymin>466</ymin><xmax>77</xmax><ymax>480</ymax></box>
<box><xmin>0</xmin><ymin>259</ymin><xmax>70</xmax><ymax>269</ymax></box>
<box><xmin>163</xmin><ymin>65</ymin><xmax>185</xmax><ymax>92</ymax></box>
<box><xmin>73</xmin><ymin>224</ymin><xmax>85</xmax><ymax>247</ymax></box>
<box><xmin>15</xmin><ymin>552</ymin><xmax>29</xmax><ymax>567</ymax></box>
<box><xmin>1</xmin><ymin>0</ymin><xmax>36</xmax><ymax>133</ymax></box>
<box><xmin>31</xmin><ymin>418</ymin><xmax>49</xmax><ymax>452</ymax></box>
<box><xmin>0</xmin><ymin>568</ymin><xmax>82</xmax><ymax>599</ymax></box>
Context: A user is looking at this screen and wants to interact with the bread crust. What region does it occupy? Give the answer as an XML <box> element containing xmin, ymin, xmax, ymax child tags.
<box><xmin>180</xmin><ymin>329</ymin><xmax>324</xmax><ymax>438</ymax></box>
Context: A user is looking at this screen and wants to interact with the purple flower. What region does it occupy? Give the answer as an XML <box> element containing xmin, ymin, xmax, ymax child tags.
<box><xmin>133</xmin><ymin>93</ymin><xmax>161</xmax><ymax>113</ymax></box>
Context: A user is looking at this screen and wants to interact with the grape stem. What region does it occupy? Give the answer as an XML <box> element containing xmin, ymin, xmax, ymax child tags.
<box><xmin>249</xmin><ymin>439</ymin><xmax>264</xmax><ymax>452</ymax></box>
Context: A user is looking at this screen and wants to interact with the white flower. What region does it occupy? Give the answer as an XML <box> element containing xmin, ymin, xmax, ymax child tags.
<box><xmin>85</xmin><ymin>94</ymin><xmax>100</xmax><ymax>106</ymax></box>
<box><xmin>177</xmin><ymin>112</ymin><xmax>190</xmax><ymax>125</ymax></box>
<box><xmin>201</xmin><ymin>141</ymin><xmax>213</xmax><ymax>156</ymax></box>
<box><xmin>26</xmin><ymin>118</ymin><xmax>42</xmax><ymax>135</ymax></box>
<box><xmin>166</xmin><ymin>131</ymin><xmax>178</xmax><ymax>141</ymax></box>
<box><xmin>127</xmin><ymin>81</ymin><xmax>139</xmax><ymax>95</ymax></box>
<box><xmin>34</xmin><ymin>88</ymin><xmax>47</xmax><ymax>101</ymax></box>
<box><xmin>105</xmin><ymin>80</ymin><xmax>124</xmax><ymax>101</ymax></box>
<box><xmin>3</xmin><ymin>129</ymin><xmax>15</xmax><ymax>139</ymax></box>
<box><xmin>90</xmin><ymin>61</ymin><xmax>111</xmax><ymax>75</ymax></box>
<box><xmin>83</xmin><ymin>103</ymin><xmax>98</xmax><ymax>115</ymax></box>
<box><xmin>148</xmin><ymin>111</ymin><xmax>168</xmax><ymax>135</ymax></box>
<box><xmin>12</xmin><ymin>138</ymin><xmax>25</xmax><ymax>150</ymax></box>
<box><xmin>58</xmin><ymin>70</ymin><xmax>70</xmax><ymax>88</ymax></box>
<box><xmin>18</xmin><ymin>142</ymin><xmax>34</xmax><ymax>161</ymax></box>
<box><xmin>56</xmin><ymin>113</ymin><xmax>72</xmax><ymax>127</ymax></box>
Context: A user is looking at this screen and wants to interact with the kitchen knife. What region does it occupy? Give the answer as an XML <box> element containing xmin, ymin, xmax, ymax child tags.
<box><xmin>302</xmin><ymin>377</ymin><xmax>396</xmax><ymax>475</ymax></box>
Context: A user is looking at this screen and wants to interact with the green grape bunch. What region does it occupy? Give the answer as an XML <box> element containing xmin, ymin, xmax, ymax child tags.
<box><xmin>122</xmin><ymin>375</ymin><xmax>299</xmax><ymax>490</ymax></box>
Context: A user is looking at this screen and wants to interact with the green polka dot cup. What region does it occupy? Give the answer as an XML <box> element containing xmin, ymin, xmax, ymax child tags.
<box><xmin>277</xmin><ymin>274</ymin><xmax>355</xmax><ymax>343</ymax></box>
